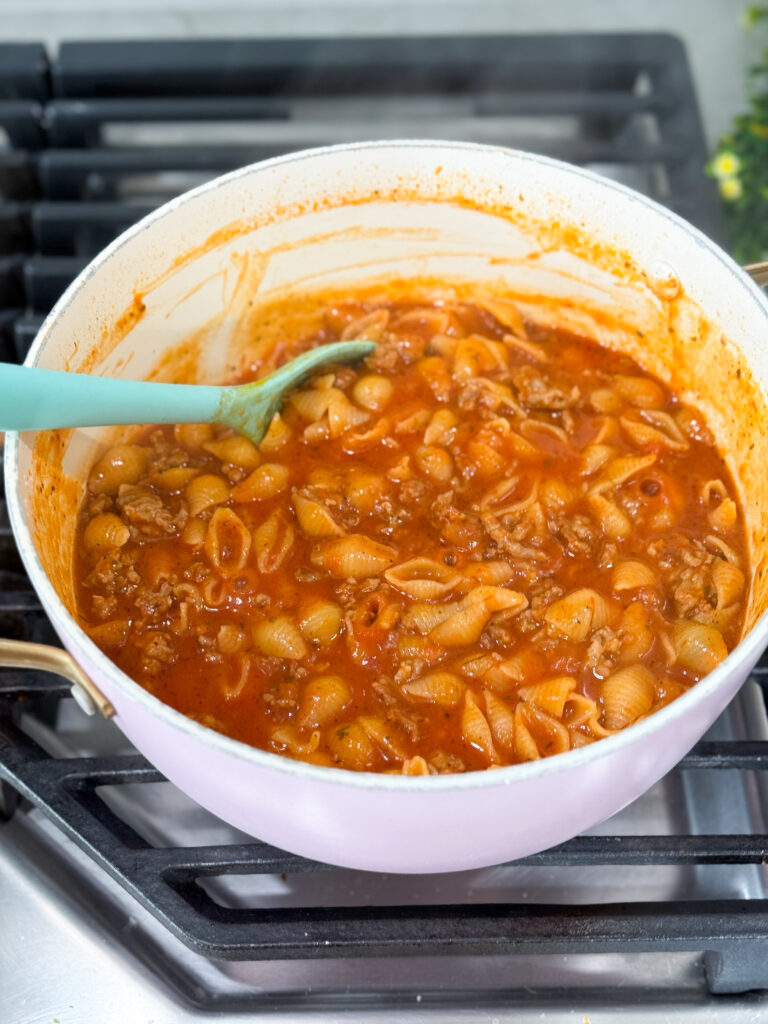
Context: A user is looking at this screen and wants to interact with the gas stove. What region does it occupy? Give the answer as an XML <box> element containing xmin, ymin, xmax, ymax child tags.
<box><xmin>2</xmin><ymin>35</ymin><xmax>768</xmax><ymax>1023</ymax></box>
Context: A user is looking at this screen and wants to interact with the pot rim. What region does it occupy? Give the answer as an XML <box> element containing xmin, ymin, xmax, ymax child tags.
<box><xmin>6</xmin><ymin>138</ymin><xmax>768</xmax><ymax>793</ymax></box>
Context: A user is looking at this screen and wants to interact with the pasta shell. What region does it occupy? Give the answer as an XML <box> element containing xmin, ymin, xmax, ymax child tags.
<box><xmin>478</xmin><ymin>297</ymin><xmax>529</xmax><ymax>340</ymax></box>
<box><xmin>543</xmin><ymin>588</ymin><xmax>611</xmax><ymax>642</ymax></box>
<box><xmin>83</xmin><ymin>513</ymin><xmax>130</xmax><ymax>552</ymax></box>
<box><xmin>518</xmin><ymin>676</ymin><xmax>577</xmax><ymax>718</ymax></box>
<box><xmin>520</xmin><ymin>704</ymin><xmax>573</xmax><ymax>761</ymax></box>
<box><xmin>341</xmin><ymin>417</ymin><xmax>393</xmax><ymax>453</ymax></box>
<box><xmin>429</xmin><ymin>586</ymin><xmax>526</xmax><ymax>648</ymax></box>
<box><xmin>345</xmin><ymin>470</ymin><xmax>389</xmax><ymax>512</ymax></box>
<box><xmin>580</xmin><ymin>444</ymin><xmax>617</xmax><ymax>477</ymax></box>
<box><xmin>181</xmin><ymin>516</ymin><xmax>207</xmax><ymax>548</ymax></box>
<box><xmin>600</xmin><ymin>665</ymin><xmax>656</xmax><ymax>729</ymax></box>
<box><xmin>310</xmin><ymin>535</ymin><xmax>396</xmax><ymax>579</ymax></box>
<box><xmin>352</xmin><ymin>374</ymin><xmax>394</xmax><ymax>411</ymax></box>
<box><xmin>293</xmin><ymin>490</ymin><xmax>345</xmax><ymax>538</ymax></box>
<box><xmin>711</xmin><ymin>559</ymin><xmax>745</xmax><ymax>609</ymax></box>
<box><xmin>203</xmin><ymin>435</ymin><xmax>261</xmax><ymax>469</ymax></box>
<box><xmin>328</xmin><ymin>721</ymin><xmax>378</xmax><ymax>770</ymax></box>
<box><xmin>614</xmin><ymin>375</ymin><xmax>665</xmax><ymax>408</ymax></box>
<box><xmin>290</xmin><ymin>387</ymin><xmax>336</xmax><ymax>422</ymax></box>
<box><xmin>402</xmin><ymin>601</ymin><xmax>455</xmax><ymax>634</ymax></box>
<box><xmin>454</xmin><ymin>336</ymin><xmax>508</xmax><ymax>381</ymax></box>
<box><xmin>384</xmin><ymin>557</ymin><xmax>462</xmax><ymax>599</ymax></box>
<box><xmin>519</xmin><ymin>702</ymin><xmax>571</xmax><ymax>756</ymax></box>
<box><xmin>252</xmin><ymin>510</ymin><xmax>294</xmax><ymax>573</ymax></box>
<box><xmin>561</xmin><ymin>692</ymin><xmax>598</xmax><ymax>729</ymax></box>
<box><xmin>231</xmin><ymin>463</ymin><xmax>289</xmax><ymax>501</ymax></box>
<box><xmin>709</xmin><ymin>498</ymin><xmax>738</xmax><ymax>532</ymax></box>
<box><xmin>216</xmin><ymin>624</ymin><xmax>248</xmax><ymax>655</ymax></box>
<box><xmin>481</xmin><ymin>647</ymin><xmax>548</xmax><ymax>691</ymax></box>
<box><xmin>358</xmin><ymin>717</ymin><xmax>408</xmax><ymax>759</ymax></box>
<box><xmin>513</xmin><ymin>703</ymin><xmax>541</xmax><ymax>761</ymax></box>
<box><xmin>620</xmin><ymin>411</ymin><xmax>689</xmax><ymax>452</ymax></box>
<box><xmin>270</xmin><ymin>725</ymin><xmax>321</xmax><ymax>759</ymax></box>
<box><xmin>483</xmin><ymin>689</ymin><xmax>516</xmax><ymax>750</ymax></box>
<box><xmin>299</xmin><ymin>599</ymin><xmax>344</xmax><ymax>643</ymax></box>
<box><xmin>327</xmin><ymin>391</ymin><xmax>370</xmax><ymax>438</ymax></box>
<box><xmin>423</xmin><ymin>408</ymin><xmax>458</xmax><ymax>446</ymax></box>
<box><xmin>204</xmin><ymin>507</ymin><xmax>251</xmax><ymax>577</ymax></box>
<box><xmin>88</xmin><ymin>444</ymin><xmax>149</xmax><ymax>495</ymax></box>
<box><xmin>620</xmin><ymin>602</ymin><xmax>654</xmax><ymax>660</ymax></box>
<box><xmin>401</xmin><ymin>756</ymin><xmax>432</xmax><ymax>776</ymax></box>
<box><xmin>612</xmin><ymin>560</ymin><xmax>659</xmax><ymax>591</ymax></box>
<box><xmin>150</xmin><ymin>466</ymin><xmax>200</xmax><ymax>492</ymax></box>
<box><xmin>588</xmin><ymin>454</ymin><xmax>657</xmax><ymax>496</ymax></box>
<box><xmin>589</xmin><ymin>388</ymin><xmax>621</xmax><ymax>414</ymax></box>
<box><xmin>340</xmin><ymin>307</ymin><xmax>390</xmax><ymax>341</ymax></box>
<box><xmin>174</xmin><ymin>423</ymin><xmax>214</xmax><ymax>450</ymax></box>
<box><xmin>672</xmin><ymin>620</ymin><xmax>728</xmax><ymax>674</ymax></box>
<box><xmin>705</xmin><ymin>534</ymin><xmax>742</xmax><ymax>567</ymax></box>
<box><xmin>185</xmin><ymin>473</ymin><xmax>229</xmax><ymax>516</ymax></box>
<box><xmin>259</xmin><ymin>413</ymin><xmax>292</xmax><ymax>453</ymax></box>
<box><xmin>401</xmin><ymin>672</ymin><xmax>465</xmax><ymax>706</ymax></box>
<box><xmin>416</xmin><ymin>355</ymin><xmax>453</xmax><ymax>402</ymax></box>
<box><xmin>298</xmin><ymin>675</ymin><xmax>351</xmax><ymax>728</ymax></box>
<box><xmin>462</xmin><ymin>561</ymin><xmax>516</xmax><ymax>586</ymax></box>
<box><xmin>252</xmin><ymin>616</ymin><xmax>308</xmax><ymax>660</ymax></box>
<box><xmin>461</xmin><ymin>691</ymin><xmax>499</xmax><ymax>764</ymax></box>
<box><xmin>587</xmin><ymin>494</ymin><xmax>632</xmax><ymax>540</ymax></box>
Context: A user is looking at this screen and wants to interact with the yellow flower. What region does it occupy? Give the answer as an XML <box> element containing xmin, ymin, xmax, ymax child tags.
<box><xmin>711</xmin><ymin>151</ymin><xmax>742</xmax><ymax>180</ymax></box>
<box><xmin>719</xmin><ymin>176</ymin><xmax>743</xmax><ymax>201</ymax></box>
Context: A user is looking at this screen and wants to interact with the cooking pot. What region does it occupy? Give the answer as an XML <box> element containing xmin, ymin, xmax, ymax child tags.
<box><xmin>4</xmin><ymin>141</ymin><xmax>768</xmax><ymax>873</ymax></box>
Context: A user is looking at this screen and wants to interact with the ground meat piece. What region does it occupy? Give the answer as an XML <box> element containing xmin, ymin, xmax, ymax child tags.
<box><xmin>480</xmin><ymin>511</ymin><xmax>546</xmax><ymax>562</ymax></box>
<box><xmin>141</xmin><ymin>631</ymin><xmax>176</xmax><ymax>663</ymax></box>
<box><xmin>86</xmin><ymin>550</ymin><xmax>140</xmax><ymax>595</ymax></box>
<box><xmin>398</xmin><ymin>478</ymin><xmax>430</xmax><ymax>507</ymax></box>
<box><xmin>431</xmin><ymin>491</ymin><xmax>486</xmax><ymax>552</ymax></box>
<box><xmin>554</xmin><ymin>514</ymin><xmax>595</xmax><ymax>557</ymax></box>
<box><xmin>647</xmin><ymin>534</ymin><xmax>709</xmax><ymax>572</ymax></box>
<box><xmin>117</xmin><ymin>484</ymin><xmax>186</xmax><ymax>536</ymax></box>
<box><xmin>366</xmin><ymin>329</ymin><xmax>428</xmax><ymax>373</ymax></box>
<box><xmin>673</xmin><ymin>567</ymin><xmax>715</xmax><ymax>618</ymax></box>
<box><xmin>91</xmin><ymin>594</ymin><xmax>117</xmax><ymax>619</ymax></box>
<box><xmin>511</xmin><ymin>365</ymin><xmax>580</xmax><ymax>410</ymax></box>
<box><xmin>429</xmin><ymin>751</ymin><xmax>466</xmax><ymax>774</ymax></box>
<box><xmin>480</xmin><ymin>622</ymin><xmax>511</xmax><ymax>648</ymax></box>
<box><xmin>262</xmin><ymin>679</ymin><xmax>300</xmax><ymax>714</ymax></box>
<box><xmin>394</xmin><ymin>658</ymin><xmax>426</xmax><ymax>686</ymax></box>
<box><xmin>386</xmin><ymin>706</ymin><xmax>422</xmax><ymax>742</ymax></box>
<box><xmin>373</xmin><ymin>676</ymin><xmax>400</xmax><ymax>707</ymax></box>
<box><xmin>135</xmin><ymin>580</ymin><xmax>174</xmax><ymax>618</ymax></box>
<box><xmin>86</xmin><ymin>493</ymin><xmax>113</xmax><ymax>516</ymax></box>
<box><xmin>529</xmin><ymin>581</ymin><xmax>565</xmax><ymax>611</ymax></box>
<box><xmin>585</xmin><ymin>626</ymin><xmax>624</xmax><ymax>677</ymax></box>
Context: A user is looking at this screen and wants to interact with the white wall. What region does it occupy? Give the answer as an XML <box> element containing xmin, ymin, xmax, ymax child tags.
<box><xmin>0</xmin><ymin>0</ymin><xmax>758</xmax><ymax>150</ymax></box>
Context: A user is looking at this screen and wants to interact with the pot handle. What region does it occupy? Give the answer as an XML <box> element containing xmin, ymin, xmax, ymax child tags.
<box><xmin>744</xmin><ymin>261</ymin><xmax>768</xmax><ymax>287</ymax></box>
<box><xmin>0</xmin><ymin>637</ymin><xmax>114</xmax><ymax>718</ymax></box>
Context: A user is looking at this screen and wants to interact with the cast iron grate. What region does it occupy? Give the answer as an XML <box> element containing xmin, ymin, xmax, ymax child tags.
<box><xmin>3</xmin><ymin>35</ymin><xmax>765</xmax><ymax>998</ymax></box>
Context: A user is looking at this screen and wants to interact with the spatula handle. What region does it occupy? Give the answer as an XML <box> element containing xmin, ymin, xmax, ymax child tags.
<box><xmin>0</xmin><ymin>363</ymin><xmax>223</xmax><ymax>432</ymax></box>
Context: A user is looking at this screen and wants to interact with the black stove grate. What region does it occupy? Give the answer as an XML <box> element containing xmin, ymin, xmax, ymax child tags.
<box><xmin>2</xmin><ymin>35</ymin><xmax>767</xmax><ymax>998</ymax></box>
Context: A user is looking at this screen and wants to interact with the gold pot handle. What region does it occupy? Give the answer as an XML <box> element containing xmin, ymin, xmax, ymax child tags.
<box><xmin>0</xmin><ymin>637</ymin><xmax>114</xmax><ymax>718</ymax></box>
<box><xmin>744</xmin><ymin>261</ymin><xmax>768</xmax><ymax>287</ymax></box>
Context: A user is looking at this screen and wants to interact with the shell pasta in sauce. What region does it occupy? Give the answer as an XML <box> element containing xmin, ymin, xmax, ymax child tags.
<box><xmin>75</xmin><ymin>295</ymin><xmax>749</xmax><ymax>774</ymax></box>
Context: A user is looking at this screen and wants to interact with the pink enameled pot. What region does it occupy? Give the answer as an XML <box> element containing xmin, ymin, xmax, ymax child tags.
<box><xmin>6</xmin><ymin>141</ymin><xmax>768</xmax><ymax>873</ymax></box>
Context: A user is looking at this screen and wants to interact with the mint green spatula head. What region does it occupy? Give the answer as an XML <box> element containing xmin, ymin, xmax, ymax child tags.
<box><xmin>0</xmin><ymin>340</ymin><xmax>375</xmax><ymax>444</ymax></box>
